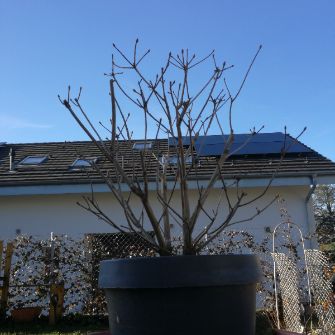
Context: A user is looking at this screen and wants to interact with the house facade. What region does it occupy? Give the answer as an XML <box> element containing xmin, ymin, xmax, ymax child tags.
<box><xmin>0</xmin><ymin>133</ymin><xmax>335</xmax><ymax>248</ymax></box>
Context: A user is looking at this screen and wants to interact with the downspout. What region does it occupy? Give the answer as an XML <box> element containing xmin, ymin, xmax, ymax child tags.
<box><xmin>305</xmin><ymin>174</ymin><xmax>317</xmax><ymax>249</ymax></box>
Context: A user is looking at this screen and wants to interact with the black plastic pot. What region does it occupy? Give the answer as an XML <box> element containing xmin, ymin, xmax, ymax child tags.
<box><xmin>99</xmin><ymin>254</ymin><xmax>262</xmax><ymax>335</ymax></box>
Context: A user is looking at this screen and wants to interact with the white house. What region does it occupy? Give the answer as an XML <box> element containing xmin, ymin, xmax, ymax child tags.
<box><xmin>0</xmin><ymin>132</ymin><xmax>335</xmax><ymax>249</ymax></box>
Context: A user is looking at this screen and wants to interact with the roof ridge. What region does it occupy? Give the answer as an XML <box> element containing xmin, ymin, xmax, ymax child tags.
<box><xmin>4</xmin><ymin>138</ymin><xmax>169</xmax><ymax>146</ymax></box>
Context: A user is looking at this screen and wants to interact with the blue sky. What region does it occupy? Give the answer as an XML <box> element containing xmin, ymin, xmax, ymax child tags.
<box><xmin>0</xmin><ymin>0</ymin><xmax>334</xmax><ymax>160</ymax></box>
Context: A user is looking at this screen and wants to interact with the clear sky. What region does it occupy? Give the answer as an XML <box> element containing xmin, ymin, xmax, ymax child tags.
<box><xmin>0</xmin><ymin>0</ymin><xmax>334</xmax><ymax>160</ymax></box>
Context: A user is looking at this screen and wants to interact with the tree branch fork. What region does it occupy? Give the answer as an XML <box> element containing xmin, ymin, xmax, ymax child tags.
<box><xmin>59</xmin><ymin>40</ymin><xmax>305</xmax><ymax>256</ymax></box>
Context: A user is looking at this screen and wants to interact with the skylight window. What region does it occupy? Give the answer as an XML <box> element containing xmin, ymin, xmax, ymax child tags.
<box><xmin>133</xmin><ymin>142</ymin><xmax>153</xmax><ymax>151</ymax></box>
<box><xmin>160</xmin><ymin>155</ymin><xmax>194</xmax><ymax>166</ymax></box>
<box><xmin>18</xmin><ymin>156</ymin><xmax>48</xmax><ymax>165</ymax></box>
<box><xmin>71</xmin><ymin>157</ymin><xmax>98</xmax><ymax>169</ymax></box>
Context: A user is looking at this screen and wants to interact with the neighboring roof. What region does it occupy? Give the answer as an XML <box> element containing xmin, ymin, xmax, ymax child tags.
<box><xmin>0</xmin><ymin>133</ymin><xmax>335</xmax><ymax>188</ymax></box>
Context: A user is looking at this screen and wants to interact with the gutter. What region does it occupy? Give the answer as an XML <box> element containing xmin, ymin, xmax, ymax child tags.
<box><xmin>0</xmin><ymin>174</ymin><xmax>333</xmax><ymax>197</ymax></box>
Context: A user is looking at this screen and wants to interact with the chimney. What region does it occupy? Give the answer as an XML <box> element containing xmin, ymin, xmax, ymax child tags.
<box><xmin>9</xmin><ymin>148</ymin><xmax>15</xmax><ymax>172</ymax></box>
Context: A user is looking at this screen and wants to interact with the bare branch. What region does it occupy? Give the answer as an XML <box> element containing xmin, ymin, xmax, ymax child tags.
<box><xmin>60</xmin><ymin>42</ymin><xmax>293</xmax><ymax>257</ymax></box>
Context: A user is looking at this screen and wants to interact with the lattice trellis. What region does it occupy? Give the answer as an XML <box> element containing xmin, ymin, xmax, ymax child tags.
<box><xmin>305</xmin><ymin>249</ymin><xmax>335</xmax><ymax>335</ymax></box>
<box><xmin>272</xmin><ymin>252</ymin><xmax>303</xmax><ymax>333</ymax></box>
<box><xmin>272</xmin><ymin>221</ymin><xmax>335</xmax><ymax>334</ymax></box>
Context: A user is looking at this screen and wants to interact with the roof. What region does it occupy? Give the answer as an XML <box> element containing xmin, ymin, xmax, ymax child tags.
<box><xmin>0</xmin><ymin>133</ymin><xmax>335</xmax><ymax>188</ymax></box>
<box><xmin>169</xmin><ymin>132</ymin><xmax>313</xmax><ymax>156</ymax></box>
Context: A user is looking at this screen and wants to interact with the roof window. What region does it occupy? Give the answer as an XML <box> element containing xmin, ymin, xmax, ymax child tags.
<box><xmin>133</xmin><ymin>142</ymin><xmax>153</xmax><ymax>151</ymax></box>
<box><xmin>160</xmin><ymin>155</ymin><xmax>194</xmax><ymax>166</ymax></box>
<box><xmin>18</xmin><ymin>156</ymin><xmax>48</xmax><ymax>165</ymax></box>
<box><xmin>71</xmin><ymin>157</ymin><xmax>98</xmax><ymax>169</ymax></box>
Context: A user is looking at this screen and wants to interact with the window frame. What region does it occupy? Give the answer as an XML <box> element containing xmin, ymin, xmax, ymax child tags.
<box><xmin>70</xmin><ymin>157</ymin><xmax>98</xmax><ymax>169</ymax></box>
<box><xmin>132</xmin><ymin>142</ymin><xmax>153</xmax><ymax>151</ymax></box>
<box><xmin>18</xmin><ymin>155</ymin><xmax>48</xmax><ymax>166</ymax></box>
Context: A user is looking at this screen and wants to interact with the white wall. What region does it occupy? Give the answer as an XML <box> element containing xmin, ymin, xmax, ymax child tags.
<box><xmin>0</xmin><ymin>185</ymin><xmax>314</xmax><ymax>247</ymax></box>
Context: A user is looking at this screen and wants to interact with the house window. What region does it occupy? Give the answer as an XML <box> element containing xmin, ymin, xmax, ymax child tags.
<box><xmin>133</xmin><ymin>142</ymin><xmax>153</xmax><ymax>151</ymax></box>
<box><xmin>71</xmin><ymin>157</ymin><xmax>98</xmax><ymax>169</ymax></box>
<box><xmin>18</xmin><ymin>156</ymin><xmax>48</xmax><ymax>165</ymax></box>
<box><xmin>160</xmin><ymin>155</ymin><xmax>194</xmax><ymax>165</ymax></box>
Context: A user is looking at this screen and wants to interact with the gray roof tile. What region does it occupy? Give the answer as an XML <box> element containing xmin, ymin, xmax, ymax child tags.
<box><xmin>0</xmin><ymin>136</ymin><xmax>334</xmax><ymax>187</ymax></box>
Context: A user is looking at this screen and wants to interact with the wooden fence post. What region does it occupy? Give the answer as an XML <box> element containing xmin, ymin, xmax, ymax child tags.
<box><xmin>0</xmin><ymin>242</ymin><xmax>14</xmax><ymax>319</ymax></box>
<box><xmin>49</xmin><ymin>283</ymin><xmax>64</xmax><ymax>325</ymax></box>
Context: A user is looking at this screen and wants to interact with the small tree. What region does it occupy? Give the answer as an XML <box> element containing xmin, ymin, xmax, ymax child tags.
<box><xmin>313</xmin><ymin>184</ymin><xmax>335</xmax><ymax>218</ymax></box>
<box><xmin>313</xmin><ymin>185</ymin><xmax>335</xmax><ymax>250</ymax></box>
<box><xmin>59</xmin><ymin>41</ymin><xmax>300</xmax><ymax>256</ymax></box>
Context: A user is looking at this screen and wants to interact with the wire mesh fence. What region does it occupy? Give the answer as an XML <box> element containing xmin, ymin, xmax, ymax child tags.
<box><xmin>2</xmin><ymin>229</ymin><xmax>335</xmax><ymax>328</ymax></box>
<box><xmin>3</xmin><ymin>230</ymin><xmax>275</xmax><ymax>316</ymax></box>
<box><xmin>4</xmin><ymin>232</ymin><xmax>156</xmax><ymax>316</ymax></box>
<box><xmin>85</xmin><ymin>232</ymin><xmax>156</xmax><ymax>315</ymax></box>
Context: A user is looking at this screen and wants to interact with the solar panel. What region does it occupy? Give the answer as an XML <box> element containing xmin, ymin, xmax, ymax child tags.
<box><xmin>168</xmin><ymin>136</ymin><xmax>192</xmax><ymax>147</ymax></box>
<box><xmin>169</xmin><ymin>133</ymin><xmax>313</xmax><ymax>157</ymax></box>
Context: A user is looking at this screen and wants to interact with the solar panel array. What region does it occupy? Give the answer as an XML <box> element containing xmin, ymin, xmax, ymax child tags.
<box><xmin>168</xmin><ymin>133</ymin><xmax>313</xmax><ymax>157</ymax></box>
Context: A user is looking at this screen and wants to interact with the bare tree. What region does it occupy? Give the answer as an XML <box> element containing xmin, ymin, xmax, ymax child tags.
<box><xmin>313</xmin><ymin>185</ymin><xmax>335</xmax><ymax>253</ymax></box>
<box><xmin>59</xmin><ymin>40</ymin><xmax>302</xmax><ymax>256</ymax></box>
<box><xmin>313</xmin><ymin>184</ymin><xmax>335</xmax><ymax>217</ymax></box>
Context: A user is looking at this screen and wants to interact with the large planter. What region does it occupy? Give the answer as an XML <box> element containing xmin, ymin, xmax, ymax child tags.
<box><xmin>99</xmin><ymin>254</ymin><xmax>262</xmax><ymax>335</ymax></box>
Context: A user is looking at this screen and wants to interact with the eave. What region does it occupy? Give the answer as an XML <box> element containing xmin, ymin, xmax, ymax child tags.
<box><xmin>1</xmin><ymin>173</ymin><xmax>334</xmax><ymax>197</ymax></box>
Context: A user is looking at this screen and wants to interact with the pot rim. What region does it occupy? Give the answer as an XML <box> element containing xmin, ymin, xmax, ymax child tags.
<box><xmin>99</xmin><ymin>254</ymin><xmax>262</xmax><ymax>289</ymax></box>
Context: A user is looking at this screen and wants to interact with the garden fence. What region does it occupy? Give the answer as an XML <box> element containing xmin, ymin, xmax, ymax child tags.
<box><xmin>2</xmin><ymin>228</ymin><xmax>333</xmax><ymax>327</ymax></box>
<box><xmin>3</xmin><ymin>232</ymin><xmax>156</xmax><ymax>316</ymax></box>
